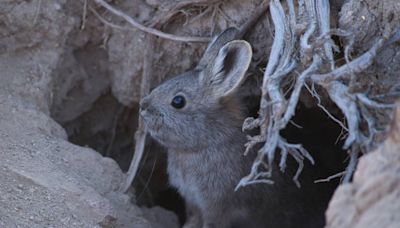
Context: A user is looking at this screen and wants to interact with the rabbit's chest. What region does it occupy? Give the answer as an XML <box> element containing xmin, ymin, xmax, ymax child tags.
<box><xmin>167</xmin><ymin>151</ymin><xmax>216</xmax><ymax>205</ymax></box>
<box><xmin>167</xmin><ymin>149</ymin><xmax>246</xmax><ymax>207</ymax></box>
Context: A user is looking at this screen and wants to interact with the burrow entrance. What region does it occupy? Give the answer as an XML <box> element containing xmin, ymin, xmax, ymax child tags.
<box><xmin>52</xmin><ymin>86</ymin><xmax>348</xmax><ymax>226</ymax></box>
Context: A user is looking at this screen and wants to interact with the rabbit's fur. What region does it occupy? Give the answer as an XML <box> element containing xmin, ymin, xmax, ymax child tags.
<box><xmin>140</xmin><ymin>28</ymin><xmax>328</xmax><ymax>228</ymax></box>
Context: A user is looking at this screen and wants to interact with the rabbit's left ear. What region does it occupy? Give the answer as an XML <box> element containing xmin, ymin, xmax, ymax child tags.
<box><xmin>197</xmin><ymin>27</ymin><xmax>238</xmax><ymax>69</ymax></box>
<box><xmin>203</xmin><ymin>40</ymin><xmax>252</xmax><ymax>97</ymax></box>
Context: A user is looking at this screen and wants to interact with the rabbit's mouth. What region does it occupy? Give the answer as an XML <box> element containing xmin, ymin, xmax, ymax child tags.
<box><xmin>141</xmin><ymin>113</ymin><xmax>176</xmax><ymax>148</ymax></box>
<box><xmin>140</xmin><ymin>109</ymin><xmax>164</xmax><ymax>134</ymax></box>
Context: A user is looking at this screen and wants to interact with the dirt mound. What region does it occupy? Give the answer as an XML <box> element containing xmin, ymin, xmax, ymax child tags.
<box><xmin>326</xmin><ymin>106</ymin><xmax>400</xmax><ymax>228</ymax></box>
<box><xmin>0</xmin><ymin>1</ymin><xmax>177</xmax><ymax>227</ymax></box>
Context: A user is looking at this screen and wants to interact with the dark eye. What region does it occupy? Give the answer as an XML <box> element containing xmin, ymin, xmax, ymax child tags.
<box><xmin>171</xmin><ymin>95</ymin><xmax>186</xmax><ymax>109</ymax></box>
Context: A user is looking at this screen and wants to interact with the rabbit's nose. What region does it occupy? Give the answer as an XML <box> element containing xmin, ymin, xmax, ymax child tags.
<box><xmin>140</xmin><ymin>97</ymin><xmax>150</xmax><ymax>111</ymax></box>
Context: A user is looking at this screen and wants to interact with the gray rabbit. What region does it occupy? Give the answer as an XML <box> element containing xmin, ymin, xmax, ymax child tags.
<box><xmin>140</xmin><ymin>29</ymin><xmax>328</xmax><ymax>228</ymax></box>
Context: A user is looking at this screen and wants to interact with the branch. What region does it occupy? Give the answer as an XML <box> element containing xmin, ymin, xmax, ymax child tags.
<box><xmin>356</xmin><ymin>93</ymin><xmax>396</xmax><ymax>109</ymax></box>
<box><xmin>149</xmin><ymin>0</ymin><xmax>223</xmax><ymax>27</ymax></box>
<box><xmin>323</xmin><ymin>81</ymin><xmax>360</xmax><ymax>149</ymax></box>
<box><xmin>314</xmin><ymin>171</ymin><xmax>346</xmax><ymax>183</ymax></box>
<box><xmin>238</xmin><ymin>0</ymin><xmax>312</xmax><ymax>189</ymax></box>
<box><xmin>304</xmin><ymin>83</ymin><xmax>348</xmax><ymax>131</ymax></box>
<box><xmin>238</xmin><ymin>0</ymin><xmax>400</xmax><ymax>188</ymax></box>
<box><xmin>316</xmin><ymin>0</ymin><xmax>335</xmax><ymax>70</ymax></box>
<box><xmin>282</xmin><ymin>55</ymin><xmax>322</xmax><ymax>126</ymax></box>
<box><xmin>94</xmin><ymin>0</ymin><xmax>211</xmax><ymax>43</ymax></box>
<box><xmin>343</xmin><ymin>148</ymin><xmax>359</xmax><ymax>183</ymax></box>
<box><xmin>310</xmin><ymin>38</ymin><xmax>385</xmax><ymax>83</ymax></box>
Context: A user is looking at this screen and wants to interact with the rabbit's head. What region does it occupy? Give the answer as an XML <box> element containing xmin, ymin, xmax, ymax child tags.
<box><xmin>140</xmin><ymin>29</ymin><xmax>252</xmax><ymax>151</ymax></box>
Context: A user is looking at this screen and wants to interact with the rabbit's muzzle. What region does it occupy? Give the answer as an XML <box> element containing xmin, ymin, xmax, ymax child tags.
<box><xmin>139</xmin><ymin>96</ymin><xmax>151</xmax><ymax>111</ymax></box>
<box><xmin>139</xmin><ymin>97</ymin><xmax>164</xmax><ymax>133</ymax></box>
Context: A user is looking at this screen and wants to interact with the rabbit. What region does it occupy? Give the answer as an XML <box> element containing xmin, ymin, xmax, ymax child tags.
<box><xmin>139</xmin><ymin>28</ymin><xmax>330</xmax><ymax>228</ymax></box>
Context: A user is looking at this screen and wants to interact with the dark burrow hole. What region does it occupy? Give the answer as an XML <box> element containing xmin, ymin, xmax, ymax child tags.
<box><xmin>53</xmin><ymin>89</ymin><xmax>348</xmax><ymax>227</ymax></box>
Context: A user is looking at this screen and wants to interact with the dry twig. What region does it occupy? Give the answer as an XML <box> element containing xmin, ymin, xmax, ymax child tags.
<box><xmin>343</xmin><ymin>148</ymin><xmax>359</xmax><ymax>183</ymax></box>
<box><xmin>32</xmin><ymin>0</ymin><xmax>42</xmax><ymax>25</ymax></box>
<box><xmin>94</xmin><ymin>0</ymin><xmax>211</xmax><ymax>42</ymax></box>
<box><xmin>120</xmin><ymin>35</ymin><xmax>155</xmax><ymax>193</ymax></box>
<box><xmin>314</xmin><ymin>171</ymin><xmax>346</xmax><ymax>183</ymax></box>
<box><xmin>149</xmin><ymin>0</ymin><xmax>222</xmax><ymax>27</ymax></box>
<box><xmin>80</xmin><ymin>0</ymin><xmax>88</xmax><ymax>30</ymax></box>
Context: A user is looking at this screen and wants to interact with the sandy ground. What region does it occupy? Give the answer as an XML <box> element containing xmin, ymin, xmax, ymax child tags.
<box><xmin>0</xmin><ymin>77</ymin><xmax>178</xmax><ymax>228</ymax></box>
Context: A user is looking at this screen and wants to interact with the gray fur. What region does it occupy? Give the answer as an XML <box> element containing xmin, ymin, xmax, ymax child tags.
<box><xmin>140</xmin><ymin>31</ymin><xmax>326</xmax><ymax>228</ymax></box>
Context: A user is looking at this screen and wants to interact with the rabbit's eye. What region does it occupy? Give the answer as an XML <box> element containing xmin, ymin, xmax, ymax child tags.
<box><xmin>171</xmin><ymin>95</ymin><xmax>186</xmax><ymax>109</ymax></box>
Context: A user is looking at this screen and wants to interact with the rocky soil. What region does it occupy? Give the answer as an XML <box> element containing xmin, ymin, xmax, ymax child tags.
<box><xmin>0</xmin><ymin>0</ymin><xmax>179</xmax><ymax>227</ymax></box>
<box><xmin>326</xmin><ymin>106</ymin><xmax>400</xmax><ymax>228</ymax></box>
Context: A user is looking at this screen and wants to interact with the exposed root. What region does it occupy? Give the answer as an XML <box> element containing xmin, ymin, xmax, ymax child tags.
<box><xmin>304</xmin><ymin>83</ymin><xmax>348</xmax><ymax>131</ymax></box>
<box><xmin>80</xmin><ymin>0</ymin><xmax>88</xmax><ymax>30</ymax></box>
<box><xmin>310</xmin><ymin>38</ymin><xmax>386</xmax><ymax>84</ymax></box>
<box><xmin>136</xmin><ymin>157</ymin><xmax>158</xmax><ymax>202</ymax></box>
<box><xmin>356</xmin><ymin>93</ymin><xmax>396</xmax><ymax>109</ymax></box>
<box><xmin>89</xmin><ymin>6</ymin><xmax>128</xmax><ymax>31</ymax></box>
<box><xmin>32</xmin><ymin>0</ymin><xmax>42</xmax><ymax>26</ymax></box>
<box><xmin>314</xmin><ymin>171</ymin><xmax>346</xmax><ymax>183</ymax></box>
<box><xmin>94</xmin><ymin>0</ymin><xmax>211</xmax><ymax>42</ymax></box>
<box><xmin>237</xmin><ymin>0</ymin><xmax>399</xmax><ymax>189</ymax></box>
<box><xmin>324</xmin><ymin>81</ymin><xmax>360</xmax><ymax>149</ymax></box>
<box><xmin>120</xmin><ymin>35</ymin><xmax>155</xmax><ymax>193</ymax></box>
<box><xmin>149</xmin><ymin>0</ymin><xmax>222</xmax><ymax>27</ymax></box>
<box><xmin>343</xmin><ymin>148</ymin><xmax>359</xmax><ymax>183</ymax></box>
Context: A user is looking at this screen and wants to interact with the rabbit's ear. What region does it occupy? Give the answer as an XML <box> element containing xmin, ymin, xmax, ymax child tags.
<box><xmin>203</xmin><ymin>40</ymin><xmax>252</xmax><ymax>97</ymax></box>
<box><xmin>197</xmin><ymin>27</ymin><xmax>239</xmax><ymax>68</ymax></box>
